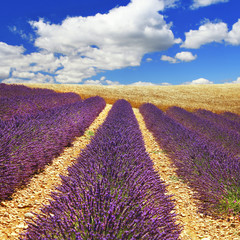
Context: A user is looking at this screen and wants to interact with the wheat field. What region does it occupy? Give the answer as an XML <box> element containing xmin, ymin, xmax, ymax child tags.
<box><xmin>22</xmin><ymin>83</ymin><xmax>240</xmax><ymax>114</ymax></box>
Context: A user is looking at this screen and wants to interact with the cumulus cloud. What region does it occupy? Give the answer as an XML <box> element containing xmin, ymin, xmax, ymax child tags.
<box><xmin>1</xmin><ymin>0</ymin><xmax>177</xmax><ymax>84</ymax></box>
<box><xmin>105</xmin><ymin>80</ymin><xmax>120</xmax><ymax>85</ymax></box>
<box><xmin>164</xmin><ymin>0</ymin><xmax>180</xmax><ymax>8</ymax></box>
<box><xmin>130</xmin><ymin>81</ymin><xmax>157</xmax><ymax>86</ymax></box>
<box><xmin>130</xmin><ymin>81</ymin><xmax>171</xmax><ymax>86</ymax></box>
<box><xmin>232</xmin><ymin>77</ymin><xmax>240</xmax><ymax>84</ymax></box>
<box><xmin>174</xmin><ymin>38</ymin><xmax>183</xmax><ymax>44</ymax></box>
<box><xmin>84</xmin><ymin>80</ymin><xmax>102</xmax><ymax>85</ymax></box>
<box><xmin>175</xmin><ymin>51</ymin><xmax>197</xmax><ymax>62</ymax></box>
<box><xmin>3</xmin><ymin>73</ymin><xmax>55</xmax><ymax>84</ymax></box>
<box><xmin>183</xmin><ymin>78</ymin><xmax>213</xmax><ymax>85</ymax></box>
<box><xmin>0</xmin><ymin>42</ymin><xmax>25</xmax><ymax>79</ymax></box>
<box><xmin>0</xmin><ymin>42</ymin><xmax>25</xmax><ymax>57</ymax></box>
<box><xmin>0</xmin><ymin>69</ymin><xmax>9</xmax><ymax>79</ymax></box>
<box><xmin>83</xmin><ymin>76</ymin><xmax>119</xmax><ymax>85</ymax></box>
<box><xmin>225</xmin><ymin>77</ymin><xmax>240</xmax><ymax>84</ymax></box>
<box><xmin>0</xmin><ymin>41</ymin><xmax>63</xmax><ymax>83</ymax></box>
<box><xmin>182</xmin><ymin>19</ymin><xmax>240</xmax><ymax>49</ymax></box>
<box><xmin>191</xmin><ymin>0</ymin><xmax>229</xmax><ymax>9</ymax></box>
<box><xmin>160</xmin><ymin>82</ymin><xmax>172</xmax><ymax>86</ymax></box>
<box><xmin>225</xmin><ymin>19</ymin><xmax>240</xmax><ymax>45</ymax></box>
<box><xmin>161</xmin><ymin>51</ymin><xmax>197</xmax><ymax>63</ymax></box>
<box><xmin>181</xmin><ymin>21</ymin><xmax>228</xmax><ymax>49</ymax></box>
<box><xmin>161</xmin><ymin>55</ymin><xmax>177</xmax><ymax>63</ymax></box>
<box><xmin>27</xmin><ymin>0</ymin><xmax>176</xmax><ymax>83</ymax></box>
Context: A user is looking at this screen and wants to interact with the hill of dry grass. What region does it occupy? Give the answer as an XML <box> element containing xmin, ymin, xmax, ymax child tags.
<box><xmin>22</xmin><ymin>83</ymin><xmax>240</xmax><ymax>114</ymax></box>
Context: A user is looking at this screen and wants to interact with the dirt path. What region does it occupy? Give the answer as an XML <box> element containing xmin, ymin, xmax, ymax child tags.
<box><xmin>133</xmin><ymin>107</ymin><xmax>240</xmax><ymax>240</ymax></box>
<box><xmin>0</xmin><ymin>104</ymin><xmax>112</xmax><ymax>240</ymax></box>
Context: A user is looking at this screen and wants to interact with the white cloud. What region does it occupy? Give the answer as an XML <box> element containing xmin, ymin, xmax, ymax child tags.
<box><xmin>0</xmin><ymin>42</ymin><xmax>25</xmax><ymax>79</ymax></box>
<box><xmin>163</xmin><ymin>0</ymin><xmax>180</xmax><ymax>8</ymax></box>
<box><xmin>0</xmin><ymin>69</ymin><xmax>10</xmax><ymax>79</ymax></box>
<box><xmin>161</xmin><ymin>82</ymin><xmax>172</xmax><ymax>86</ymax></box>
<box><xmin>12</xmin><ymin>71</ymin><xmax>35</xmax><ymax>79</ymax></box>
<box><xmin>130</xmin><ymin>81</ymin><xmax>156</xmax><ymax>86</ymax></box>
<box><xmin>181</xmin><ymin>19</ymin><xmax>240</xmax><ymax>49</ymax></box>
<box><xmin>83</xmin><ymin>76</ymin><xmax>119</xmax><ymax>85</ymax></box>
<box><xmin>25</xmin><ymin>0</ymin><xmax>176</xmax><ymax>83</ymax></box>
<box><xmin>183</xmin><ymin>78</ymin><xmax>213</xmax><ymax>85</ymax></box>
<box><xmin>0</xmin><ymin>41</ymin><xmax>62</xmax><ymax>82</ymax></box>
<box><xmin>146</xmin><ymin>58</ymin><xmax>153</xmax><ymax>62</ymax></box>
<box><xmin>105</xmin><ymin>80</ymin><xmax>120</xmax><ymax>85</ymax></box>
<box><xmin>130</xmin><ymin>81</ymin><xmax>171</xmax><ymax>86</ymax></box>
<box><xmin>84</xmin><ymin>80</ymin><xmax>102</xmax><ymax>85</ymax></box>
<box><xmin>181</xmin><ymin>21</ymin><xmax>228</xmax><ymax>49</ymax></box>
<box><xmin>161</xmin><ymin>55</ymin><xmax>177</xmax><ymax>63</ymax></box>
<box><xmin>3</xmin><ymin>73</ymin><xmax>55</xmax><ymax>84</ymax></box>
<box><xmin>31</xmin><ymin>1</ymin><xmax>173</xmax><ymax>55</ymax></box>
<box><xmin>175</xmin><ymin>51</ymin><xmax>197</xmax><ymax>62</ymax></box>
<box><xmin>0</xmin><ymin>42</ymin><xmax>25</xmax><ymax>57</ymax></box>
<box><xmin>233</xmin><ymin>77</ymin><xmax>240</xmax><ymax>84</ymax></box>
<box><xmin>225</xmin><ymin>19</ymin><xmax>240</xmax><ymax>45</ymax></box>
<box><xmin>1</xmin><ymin>0</ymin><xmax>179</xmax><ymax>84</ymax></box>
<box><xmin>161</xmin><ymin>51</ymin><xmax>197</xmax><ymax>63</ymax></box>
<box><xmin>225</xmin><ymin>77</ymin><xmax>240</xmax><ymax>84</ymax></box>
<box><xmin>191</xmin><ymin>0</ymin><xmax>229</xmax><ymax>9</ymax></box>
<box><xmin>174</xmin><ymin>38</ymin><xmax>183</xmax><ymax>44</ymax></box>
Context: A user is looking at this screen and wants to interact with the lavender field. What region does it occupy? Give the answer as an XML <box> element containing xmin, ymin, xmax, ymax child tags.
<box><xmin>1</xmin><ymin>83</ymin><xmax>240</xmax><ymax>239</ymax></box>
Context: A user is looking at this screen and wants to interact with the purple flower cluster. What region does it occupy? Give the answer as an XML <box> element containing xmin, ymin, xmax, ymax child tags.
<box><xmin>140</xmin><ymin>103</ymin><xmax>240</xmax><ymax>215</ymax></box>
<box><xmin>0</xmin><ymin>84</ymin><xmax>81</xmax><ymax>120</ymax></box>
<box><xmin>0</xmin><ymin>96</ymin><xmax>106</xmax><ymax>201</ymax></box>
<box><xmin>221</xmin><ymin>111</ymin><xmax>240</xmax><ymax>123</ymax></box>
<box><xmin>0</xmin><ymin>83</ymin><xmax>55</xmax><ymax>98</ymax></box>
<box><xmin>166</xmin><ymin>106</ymin><xmax>240</xmax><ymax>157</ymax></box>
<box><xmin>22</xmin><ymin>100</ymin><xmax>180</xmax><ymax>240</ymax></box>
<box><xmin>194</xmin><ymin>109</ymin><xmax>240</xmax><ymax>135</ymax></box>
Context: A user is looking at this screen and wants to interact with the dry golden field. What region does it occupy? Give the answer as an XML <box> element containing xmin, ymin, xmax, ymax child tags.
<box><xmin>23</xmin><ymin>83</ymin><xmax>240</xmax><ymax>114</ymax></box>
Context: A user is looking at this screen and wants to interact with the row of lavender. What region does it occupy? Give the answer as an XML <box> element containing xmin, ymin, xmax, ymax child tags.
<box><xmin>140</xmin><ymin>103</ymin><xmax>240</xmax><ymax>215</ymax></box>
<box><xmin>0</xmin><ymin>83</ymin><xmax>55</xmax><ymax>98</ymax></box>
<box><xmin>0</xmin><ymin>83</ymin><xmax>81</xmax><ymax>120</ymax></box>
<box><xmin>22</xmin><ymin>100</ymin><xmax>180</xmax><ymax>240</ymax></box>
<box><xmin>0</xmin><ymin>96</ymin><xmax>106</xmax><ymax>201</ymax></box>
<box><xmin>167</xmin><ymin>107</ymin><xmax>240</xmax><ymax>157</ymax></box>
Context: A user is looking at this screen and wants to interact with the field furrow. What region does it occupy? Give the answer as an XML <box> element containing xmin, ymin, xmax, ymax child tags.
<box><xmin>0</xmin><ymin>104</ymin><xmax>112</xmax><ymax>240</ymax></box>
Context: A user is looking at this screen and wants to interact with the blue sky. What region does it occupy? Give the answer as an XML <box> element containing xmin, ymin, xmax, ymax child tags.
<box><xmin>0</xmin><ymin>0</ymin><xmax>240</xmax><ymax>85</ymax></box>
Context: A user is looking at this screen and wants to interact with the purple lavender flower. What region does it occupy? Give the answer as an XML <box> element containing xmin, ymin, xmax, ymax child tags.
<box><xmin>140</xmin><ymin>103</ymin><xmax>240</xmax><ymax>215</ymax></box>
<box><xmin>0</xmin><ymin>86</ymin><xmax>105</xmax><ymax>201</ymax></box>
<box><xmin>22</xmin><ymin>100</ymin><xmax>180</xmax><ymax>240</ymax></box>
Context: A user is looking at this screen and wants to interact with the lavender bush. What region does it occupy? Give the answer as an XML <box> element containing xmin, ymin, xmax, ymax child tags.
<box><xmin>0</xmin><ymin>83</ymin><xmax>55</xmax><ymax>98</ymax></box>
<box><xmin>166</xmin><ymin>106</ymin><xmax>240</xmax><ymax>157</ymax></box>
<box><xmin>0</xmin><ymin>92</ymin><xmax>81</xmax><ymax>120</ymax></box>
<box><xmin>221</xmin><ymin>111</ymin><xmax>240</xmax><ymax>124</ymax></box>
<box><xmin>0</xmin><ymin>96</ymin><xmax>106</xmax><ymax>201</ymax></box>
<box><xmin>22</xmin><ymin>99</ymin><xmax>180</xmax><ymax>240</ymax></box>
<box><xmin>140</xmin><ymin>103</ymin><xmax>240</xmax><ymax>215</ymax></box>
<box><xmin>194</xmin><ymin>109</ymin><xmax>240</xmax><ymax>135</ymax></box>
